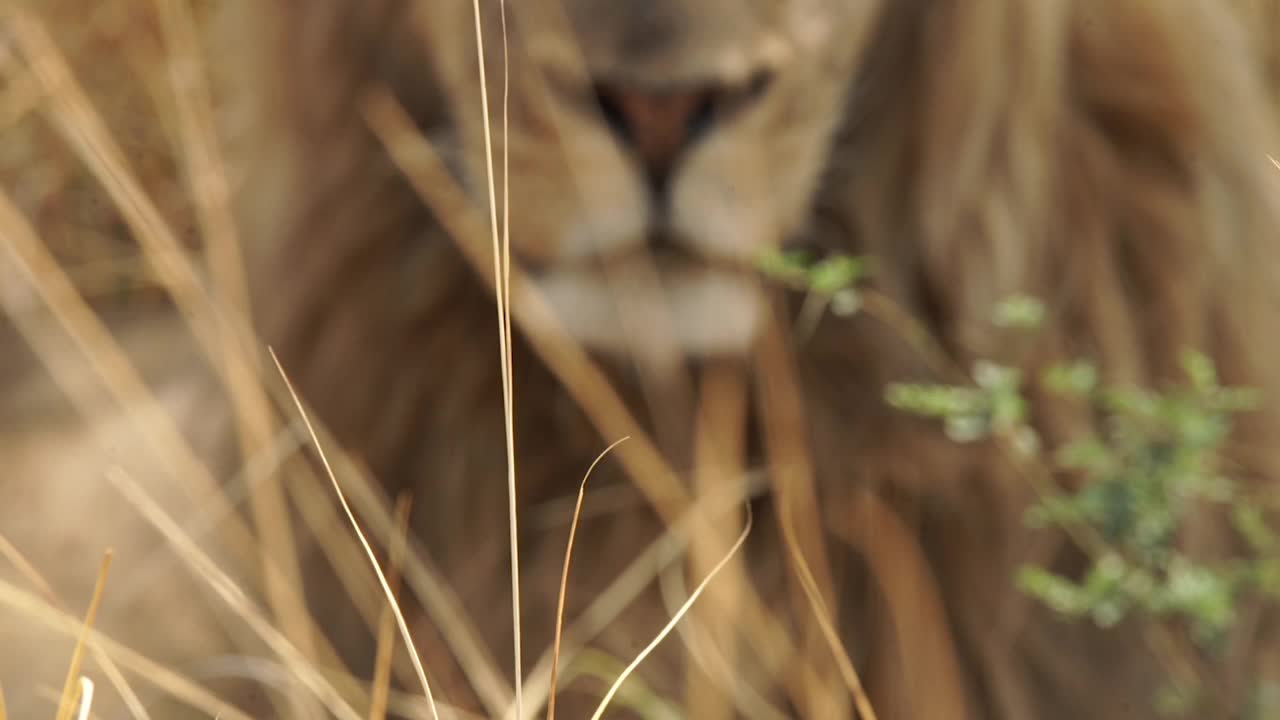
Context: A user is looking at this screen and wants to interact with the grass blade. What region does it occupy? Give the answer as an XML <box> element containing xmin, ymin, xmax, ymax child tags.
<box><xmin>547</xmin><ymin>437</ymin><xmax>629</xmax><ymax>720</ymax></box>
<box><xmin>369</xmin><ymin>494</ymin><xmax>413</xmax><ymax>720</ymax></box>
<box><xmin>269</xmin><ymin>348</ymin><xmax>441</xmax><ymax>720</ymax></box>
<box><xmin>589</xmin><ymin>506</ymin><xmax>754</xmax><ymax>720</ymax></box>
<box><xmin>54</xmin><ymin>551</ymin><xmax>111</xmax><ymax>720</ymax></box>
<box><xmin>73</xmin><ymin>678</ymin><xmax>94</xmax><ymax>720</ymax></box>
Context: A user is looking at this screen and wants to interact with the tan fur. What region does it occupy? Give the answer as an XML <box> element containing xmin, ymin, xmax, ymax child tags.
<box><xmin>5</xmin><ymin>0</ymin><xmax>1280</xmax><ymax>718</ymax></box>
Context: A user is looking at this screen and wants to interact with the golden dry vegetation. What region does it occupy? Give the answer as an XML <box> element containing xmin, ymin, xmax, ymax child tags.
<box><xmin>2</xmin><ymin>1</ymin><xmax>1280</xmax><ymax>719</ymax></box>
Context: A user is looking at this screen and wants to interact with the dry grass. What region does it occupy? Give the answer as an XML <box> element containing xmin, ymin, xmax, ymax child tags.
<box><xmin>0</xmin><ymin>1</ymin><xmax>811</xmax><ymax>718</ymax></box>
<box><xmin>3</xmin><ymin>1</ymin><xmax>1278</xmax><ymax>719</ymax></box>
<box><xmin>271</xmin><ymin>346</ymin><xmax>441</xmax><ymax>719</ymax></box>
<box><xmin>364</xmin><ymin>81</ymin><xmax>869</xmax><ymax>717</ymax></box>
<box><xmin>1</xmin><ymin>0</ymin><xmax>207</xmax><ymax>307</ymax></box>
<box><xmin>52</xmin><ymin>551</ymin><xmax>110</xmax><ymax>720</ymax></box>
<box><xmin>369</xmin><ymin>494</ymin><xmax>413</xmax><ymax>720</ymax></box>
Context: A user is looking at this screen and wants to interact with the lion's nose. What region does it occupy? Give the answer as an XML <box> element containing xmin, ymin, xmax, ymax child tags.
<box><xmin>593</xmin><ymin>82</ymin><xmax>719</xmax><ymax>195</ymax></box>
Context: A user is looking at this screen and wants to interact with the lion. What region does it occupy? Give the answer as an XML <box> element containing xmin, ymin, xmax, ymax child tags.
<box><xmin>3</xmin><ymin>0</ymin><xmax>1280</xmax><ymax>718</ymax></box>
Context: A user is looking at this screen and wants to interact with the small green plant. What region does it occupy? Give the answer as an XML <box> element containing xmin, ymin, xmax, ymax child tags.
<box><xmin>885</xmin><ymin>358</ymin><xmax>1035</xmax><ymax>449</ymax></box>
<box><xmin>755</xmin><ymin>249</ymin><xmax>871</xmax><ymax>333</ymax></box>
<box><xmin>757</xmin><ymin>255</ymin><xmax>1280</xmax><ymax>717</ymax></box>
<box><xmin>1019</xmin><ymin>352</ymin><xmax>1270</xmax><ymax>635</ymax></box>
<box><xmin>884</xmin><ymin>294</ymin><xmax>1279</xmax><ymax>718</ymax></box>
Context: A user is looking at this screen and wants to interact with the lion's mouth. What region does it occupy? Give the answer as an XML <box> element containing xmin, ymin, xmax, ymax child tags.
<box><xmin>531</xmin><ymin>240</ymin><xmax>766</xmax><ymax>358</ymax></box>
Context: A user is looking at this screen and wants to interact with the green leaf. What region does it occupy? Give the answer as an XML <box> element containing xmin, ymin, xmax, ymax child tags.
<box><xmin>807</xmin><ymin>255</ymin><xmax>868</xmax><ymax>294</ymax></box>
<box><xmin>1181</xmin><ymin>349</ymin><xmax>1218</xmax><ymax>393</ymax></box>
<box><xmin>973</xmin><ymin>360</ymin><xmax>1021</xmax><ymax>391</ymax></box>
<box><xmin>885</xmin><ymin>383</ymin><xmax>988</xmax><ymax>417</ymax></box>
<box><xmin>993</xmin><ymin>294</ymin><xmax>1047</xmax><ymax>330</ymax></box>
<box><xmin>754</xmin><ymin>248</ymin><xmax>812</xmax><ymax>284</ymax></box>
<box><xmin>1233</xmin><ymin>504</ymin><xmax>1276</xmax><ymax>553</ymax></box>
<box><xmin>1054</xmin><ymin>438</ymin><xmax>1113</xmax><ymax>475</ymax></box>
<box><xmin>1043</xmin><ymin>361</ymin><xmax>1099</xmax><ymax>396</ymax></box>
<box><xmin>1017</xmin><ymin>566</ymin><xmax>1090</xmax><ymax>616</ymax></box>
<box><xmin>945</xmin><ymin>414</ymin><xmax>990</xmax><ymax>443</ymax></box>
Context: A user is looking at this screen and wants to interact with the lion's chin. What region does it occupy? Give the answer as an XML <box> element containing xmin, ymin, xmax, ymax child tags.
<box><xmin>533</xmin><ymin>260</ymin><xmax>766</xmax><ymax>359</ymax></box>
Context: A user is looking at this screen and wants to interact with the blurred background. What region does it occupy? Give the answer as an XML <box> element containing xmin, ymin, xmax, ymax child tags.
<box><xmin>2</xmin><ymin>1</ymin><xmax>1280</xmax><ymax>719</ymax></box>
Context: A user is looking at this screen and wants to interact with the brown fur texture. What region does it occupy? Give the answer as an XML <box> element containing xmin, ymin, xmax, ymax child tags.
<box><xmin>4</xmin><ymin>0</ymin><xmax>1280</xmax><ymax>718</ymax></box>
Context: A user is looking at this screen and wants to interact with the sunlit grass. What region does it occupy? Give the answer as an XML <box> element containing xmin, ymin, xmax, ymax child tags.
<box><xmin>53</xmin><ymin>552</ymin><xmax>110</xmax><ymax>720</ymax></box>
<box><xmin>546</xmin><ymin>437</ymin><xmax>628</xmax><ymax>720</ymax></box>
<box><xmin>270</xmin><ymin>347</ymin><xmax>441</xmax><ymax>720</ymax></box>
<box><xmin>8</xmin><ymin>0</ymin><xmax>1275</xmax><ymax>717</ymax></box>
<box><xmin>0</xmin><ymin>2</ymin><xmax>865</xmax><ymax>716</ymax></box>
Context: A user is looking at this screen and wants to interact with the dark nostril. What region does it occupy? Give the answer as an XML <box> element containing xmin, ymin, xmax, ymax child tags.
<box><xmin>593</xmin><ymin>82</ymin><xmax>720</xmax><ymax>194</ymax></box>
<box><xmin>594</xmin><ymin>84</ymin><xmax>630</xmax><ymax>139</ymax></box>
<box><xmin>745</xmin><ymin>70</ymin><xmax>774</xmax><ymax>103</ymax></box>
<box><xmin>685</xmin><ymin>92</ymin><xmax>718</xmax><ymax>142</ymax></box>
<box><xmin>592</xmin><ymin>72</ymin><xmax>772</xmax><ymax>196</ymax></box>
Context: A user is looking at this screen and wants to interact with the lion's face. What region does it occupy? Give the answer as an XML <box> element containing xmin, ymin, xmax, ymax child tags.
<box><xmin>425</xmin><ymin>0</ymin><xmax>881</xmax><ymax>357</ymax></box>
